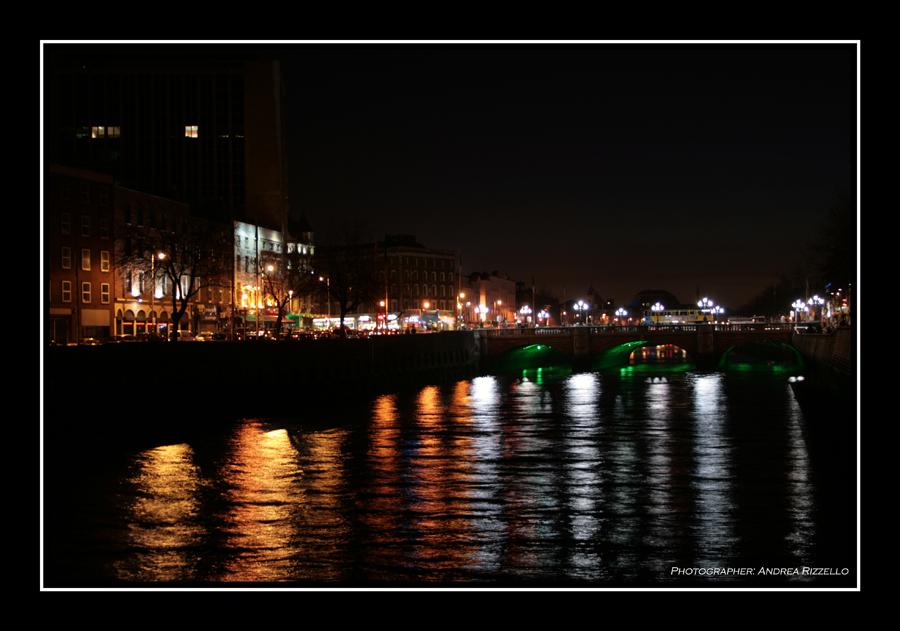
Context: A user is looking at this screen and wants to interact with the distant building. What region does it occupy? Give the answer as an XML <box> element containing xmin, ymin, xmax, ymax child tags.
<box><xmin>464</xmin><ymin>271</ymin><xmax>517</xmax><ymax>326</ymax></box>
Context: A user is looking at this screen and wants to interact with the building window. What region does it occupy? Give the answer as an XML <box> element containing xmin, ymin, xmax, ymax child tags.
<box><xmin>81</xmin><ymin>249</ymin><xmax>90</xmax><ymax>271</ymax></box>
<box><xmin>81</xmin><ymin>215</ymin><xmax>90</xmax><ymax>237</ymax></box>
<box><xmin>61</xmin><ymin>247</ymin><xmax>71</xmax><ymax>269</ymax></box>
<box><xmin>101</xmin><ymin>250</ymin><xmax>109</xmax><ymax>272</ymax></box>
<box><xmin>100</xmin><ymin>186</ymin><xmax>108</xmax><ymax>206</ymax></box>
<box><xmin>61</xmin><ymin>212</ymin><xmax>70</xmax><ymax>234</ymax></box>
<box><xmin>100</xmin><ymin>217</ymin><xmax>109</xmax><ymax>239</ymax></box>
<box><xmin>81</xmin><ymin>182</ymin><xmax>89</xmax><ymax>203</ymax></box>
<box><xmin>185</xmin><ymin>125</ymin><xmax>198</xmax><ymax>138</ymax></box>
<box><xmin>82</xmin><ymin>282</ymin><xmax>91</xmax><ymax>303</ymax></box>
<box><xmin>108</xmin><ymin>126</ymin><xmax>120</xmax><ymax>138</ymax></box>
<box><xmin>101</xmin><ymin>283</ymin><xmax>110</xmax><ymax>304</ymax></box>
<box><xmin>62</xmin><ymin>281</ymin><xmax>71</xmax><ymax>303</ymax></box>
<box><xmin>60</xmin><ymin>179</ymin><xmax>70</xmax><ymax>200</ymax></box>
<box><xmin>125</xmin><ymin>269</ymin><xmax>132</xmax><ymax>295</ymax></box>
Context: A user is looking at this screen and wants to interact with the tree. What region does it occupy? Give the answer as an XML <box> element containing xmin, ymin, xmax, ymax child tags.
<box><xmin>313</xmin><ymin>219</ymin><xmax>382</xmax><ymax>336</ymax></box>
<box><xmin>117</xmin><ymin>214</ymin><xmax>231</xmax><ymax>340</ymax></box>
<box><xmin>260</xmin><ymin>245</ymin><xmax>319</xmax><ymax>340</ymax></box>
<box><xmin>808</xmin><ymin>188</ymin><xmax>856</xmax><ymax>295</ymax></box>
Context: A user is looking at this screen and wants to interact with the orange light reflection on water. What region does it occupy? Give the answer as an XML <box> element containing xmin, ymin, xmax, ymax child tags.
<box><xmin>114</xmin><ymin>443</ymin><xmax>203</xmax><ymax>582</ymax></box>
<box><xmin>218</xmin><ymin>423</ymin><xmax>303</xmax><ymax>581</ymax></box>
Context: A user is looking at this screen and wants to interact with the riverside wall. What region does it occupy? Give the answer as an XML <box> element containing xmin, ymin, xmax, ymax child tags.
<box><xmin>789</xmin><ymin>326</ymin><xmax>856</xmax><ymax>413</ymax></box>
<box><xmin>44</xmin><ymin>331</ymin><xmax>484</xmax><ymax>426</ymax></box>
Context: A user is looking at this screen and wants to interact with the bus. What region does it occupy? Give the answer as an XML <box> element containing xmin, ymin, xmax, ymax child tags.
<box><xmin>643</xmin><ymin>308</ymin><xmax>720</xmax><ymax>325</ymax></box>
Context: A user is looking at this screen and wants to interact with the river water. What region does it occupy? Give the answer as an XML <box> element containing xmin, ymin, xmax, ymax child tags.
<box><xmin>42</xmin><ymin>361</ymin><xmax>858</xmax><ymax>589</ymax></box>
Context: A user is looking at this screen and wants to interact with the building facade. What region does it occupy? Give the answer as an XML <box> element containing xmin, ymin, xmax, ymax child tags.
<box><xmin>463</xmin><ymin>271</ymin><xmax>517</xmax><ymax>327</ymax></box>
<box><xmin>46</xmin><ymin>165</ymin><xmax>117</xmax><ymax>343</ymax></box>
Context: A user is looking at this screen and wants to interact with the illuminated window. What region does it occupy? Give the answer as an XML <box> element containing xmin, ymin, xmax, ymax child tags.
<box><xmin>101</xmin><ymin>250</ymin><xmax>109</xmax><ymax>272</ymax></box>
<box><xmin>61</xmin><ymin>281</ymin><xmax>71</xmax><ymax>303</ymax></box>
<box><xmin>101</xmin><ymin>283</ymin><xmax>110</xmax><ymax>304</ymax></box>
<box><xmin>92</xmin><ymin>126</ymin><xmax>105</xmax><ymax>138</ymax></box>
<box><xmin>185</xmin><ymin>125</ymin><xmax>199</xmax><ymax>138</ymax></box>
<box><xmin>108</xmin><ymin>126</ymin><xmax>120</xmax><ymax>138</ymax></box>
<box><xmin>82</xmin><ymin>282</ymin><xmax>91</xmax><ymax>303</ymax></box>
<box><xmin>61</xmin><ymin>247</ymin><xmax>71</xmax><ymax>269</ymax></box>
<box><xmin>81</xmin><ymin>249</ymin><xmax>90</xmax><ymax>271</ymax></box>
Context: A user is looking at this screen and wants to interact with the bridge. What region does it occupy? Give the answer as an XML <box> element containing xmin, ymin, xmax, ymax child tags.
<box><xmin>477</xmin><ymin>322</ymin><xmax>797</xmax><ymax>369</ymax></box>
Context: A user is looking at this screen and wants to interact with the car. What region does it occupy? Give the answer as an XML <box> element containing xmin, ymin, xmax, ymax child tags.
<box><xmin>104</xmin><ymin>334</ymin><xmax>138</xmax><ymax>344</ymax></box>
<box><xmin>135</xmin><ymin>332</ymin><xmax>165</xmax><ymax>342</ymax></box>
<box><xmin>170</xmin><ymin>331</ymin><xmax>197</xmax><ymax>342</ymax></box>
<box><xmin>196</xmin><ymin>331</ymin><xmax>215</xmax><ymax>342</ymax></box>
<box><xmin>76</xmin><ymin>337</ymin><xmax>104</xmax><ymax>346</ymax></box>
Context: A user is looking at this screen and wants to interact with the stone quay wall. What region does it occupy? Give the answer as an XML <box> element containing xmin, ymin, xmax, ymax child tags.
<box><xmin>44</xmin><ymin>331</ymin><xmax>483</xmax><ymax>422</ymax></box>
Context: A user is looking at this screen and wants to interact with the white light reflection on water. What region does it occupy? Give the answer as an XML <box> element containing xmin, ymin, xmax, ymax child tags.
<box><xmin>690</xmin><ymin>372</ymin><xmax>737</xmax><ymax>567</ymax></box>
<box><xmin>783</xmin><ymin>386</ymin><xmax>816</xmax><ymax>568</ymax></box>
<box><xmin>462</xmin><ymin>376</ymin><xmax>505</xmax><ymax>575</ymax></box>
<box><xmin>562</xmin><ymin>372</ymin><xmax>603</xmax><ymax>578</ymax></box>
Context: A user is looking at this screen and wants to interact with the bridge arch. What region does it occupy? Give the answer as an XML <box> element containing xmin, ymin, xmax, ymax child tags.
<box><xmin>480</xmin><ymin>324</ymin><xmax>798</xmax><ymax>372</ymax></box>
<box><xmin>489</xmin><ymin>342</ymin><xmax>572</xmax><ymax>373</ymax></box>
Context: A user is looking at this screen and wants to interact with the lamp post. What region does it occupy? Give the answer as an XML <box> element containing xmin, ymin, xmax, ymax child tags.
<box><xmin>574</xmin><ymin>300</ymin><xmax>587</xmax><ymax>324</ymax></box>
<box><xmin>808</xmin><ymin>294</ymin><xmax>824</xmax><ymax>325</ymax></box>
<box><xmin>697</xmin><ymin>297</ymin><xmax>714</xmax><ymax>323</ymax></box>
<box><xmin>519</xmin><ymin>304</ymin><xmax>532</xmax><ymax>327</ymax></box>
<box><xmin>150</xmin><ymin>252</ymin><xmax>165</xmax><ymax>336</ymax></box>
<box><xmin>792</xmin><ymin>299</ymin><xmax>808</xmax><ymax>325</ymax></box>
<box><xmin>319</xmin><ymin>276</ymin><xmax>331</xmax><ymax>328</ymax></box>
<box><xmin>615</xmin><ymin>308</ymin><xmax>628</xmax><ymax>327</ymax></box>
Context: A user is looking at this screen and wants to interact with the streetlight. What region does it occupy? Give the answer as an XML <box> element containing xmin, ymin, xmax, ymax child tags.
<box><xmin>792</xmin><ymin>299</ymin><xmax>808</xmax><ymax>325</ymax></box>
<box><xmin>519</xmin><ymin>304</ymin><xmax>532</xmax><ymax>327</ymax></box>
<box><xmin>808</xmin><ymin>294</ymin><xmax>824</xmax><ymax>324</ymax></box>
<box><xmin>538</xmin><ymin>309</ymin><xmax>550</xmax><ymax>327</ymax></box>
<box><xmin>151</xmin><ymin>252</ymin><xmax>165</xmax><ymax>337</ymax></box>
<box><xmin>319</xmin><ymin>276</ymin><xmax>331</xmax><ymax>327</ymax></box>
<box><xmin>615</xmin><ymin>307</ymin><xmax>628</xmax><ymax>326</ymax></box>
<box><xmin>697</xmin><ymin>297</ymin><xmax>715</xmax><ymax>323</ymax></box>
<box><xmin>573</xmin><ymin>300</ymin><xmax>587</xmax><ymax>324</ymax></box>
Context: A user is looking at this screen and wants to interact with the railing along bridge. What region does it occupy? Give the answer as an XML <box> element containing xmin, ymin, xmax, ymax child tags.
<box><xmin>478</xmin><ymin>322</ymin><xmax>798</xmax><ymax>368</ymax></box>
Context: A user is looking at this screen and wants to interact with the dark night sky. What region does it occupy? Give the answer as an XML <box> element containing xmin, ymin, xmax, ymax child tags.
<box><xmin>277</xmin><ymin>42</ymin><xmax>857</xmax><ymax>310</ymax></box>
<box><xmin>46</xmin><ymin>41</ymin><xmax>858</xmax><ymax>311</ymax></box>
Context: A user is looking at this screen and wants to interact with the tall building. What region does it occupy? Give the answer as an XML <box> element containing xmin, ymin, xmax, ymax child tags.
<box><xmin>43</xmin><ymin>45</ymin><xmax>289</xmax><ymax>234</ymax></box>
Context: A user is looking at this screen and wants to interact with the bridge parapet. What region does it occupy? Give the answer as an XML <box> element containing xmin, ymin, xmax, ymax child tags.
<box><xmin>480</xmin><ymin>323</ymin><xmax>797</xmax><ymax>365</ymax></box>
